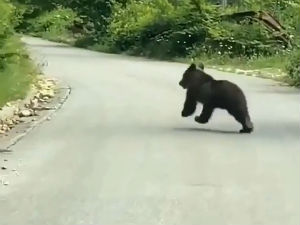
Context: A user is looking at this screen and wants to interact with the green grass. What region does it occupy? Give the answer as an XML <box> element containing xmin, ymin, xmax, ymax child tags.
<box><xmin>194</xmin><ymin>53</ymin><xmax>288</xmax><ymax>72</ymax></box>
<box><xmin>0</xmin><ymin>36</ymin><xmax>37</xmax><ymax>107</ymax></box>
<box><xmin>180</xmin><ymin>53</ymin><xmax>290</xmax><ymax>83</ymax></box>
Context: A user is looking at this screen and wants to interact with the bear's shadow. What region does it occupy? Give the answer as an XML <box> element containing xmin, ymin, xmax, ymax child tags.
<box><xmin>173</xmin><ymin>127</ymin><xmax>238</xmax><ymax>134</ymax></box>
<box><xmin>0</xmin><ymin>149</ymin><xmax>12</xmax><ymax>153</ymax></box>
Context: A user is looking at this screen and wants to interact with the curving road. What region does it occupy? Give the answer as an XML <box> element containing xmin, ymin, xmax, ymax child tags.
<box><xmin>0</xmin><ymin>37</ymin><xmax>299</xmax><ymax>225</ymax></box>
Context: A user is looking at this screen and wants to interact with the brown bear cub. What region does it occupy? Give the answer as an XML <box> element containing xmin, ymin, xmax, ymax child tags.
<box><xmin>179</xmin><ymin>63</ymin><xmax>253</xmax><ymax>133</ymax></box>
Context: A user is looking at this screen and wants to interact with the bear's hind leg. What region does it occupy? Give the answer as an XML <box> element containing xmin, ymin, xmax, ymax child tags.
<box><xmin>228</xmin><ymin>109</ymin><xmax>253</xmax><ymax>133</ymax></box>
<box><xmin>242</xmin><ymin>115</ymin><xmax>253</xmax><ymax>133</ymax></box>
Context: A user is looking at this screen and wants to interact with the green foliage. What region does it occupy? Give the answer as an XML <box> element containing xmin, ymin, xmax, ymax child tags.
<box><xmin>0</xmin><ymin>0</ymin><xmax>15</xmax><ymax>37</ymax></box>
<box><xmin>107</xmin><ymin>0</ymin><xmax>288</xmax><ymax>59</ymax></box>
<box><xmin>286</xmin><ymin>50</ymin><xmax>300</xmax><ymax>86</ymax></box>
<box><xmin>192</xmin><ymin>21</ymin><xmax>285</xmax><ymax>58</ymax></box>
<box><xmin>27</xmin><ymin>6</ymin><xmax>79</xmax><ymax>42</ymax></box>
<box><xmin>279</xmin><ymin>1</ymin><xmax>300</xmax><ymax>45</ymax></box>
<box><xmin>54</xmin><ymin>0</ymin><xmax>115</xmax><ymax>35</ymax></box>
<box><xmin>231</xmin><ymin>0</ymin><xmax>300</xmax><ymax>45</ymax></box>
<box><xmin>106</xmin><ymin>0</ymin><xmax>215</xmax><ymax>58</ymax></box>
<box><xmin>108</xmin><ymin>0</ymin><xmax>175</xmax><ymax>53</ymax></box>
<box><xmin>15</xmin><ymin>0</ymin><xmax>128</xmax><ymax>40</ymax></box>
<box><xmin>0</xmin><ymin>36</ymin><xmax>37</xmax><ymax>107</ymax></box>
<box><xmin>0</xmin><ymin>0</ymin><xmax>37</xmax><ymax>107</ymax></box>
<box><xmin>12</xmin><ymin>0</ymin><xmax>300</xmax><ymax>86</ymax></box>
<box><xmin>109</xmin><ymin>0</ymin><xmax>174</xmax><ymax>38</ymax></box>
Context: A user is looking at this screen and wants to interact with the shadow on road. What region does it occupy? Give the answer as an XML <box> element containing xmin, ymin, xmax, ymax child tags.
<box><xmin>25</xmin><ymin>44</ymin><xmax>71</xmax><ymax>48</ymax></box>
<box><xmin>0</xmin><ymin>149</ymin><xmax>12</xmax><ymax>153</ymax></box>
<box><xmin>173</xmin><ymin>127</ymin><xmax>238</xmax><ymax>134</ymax></box>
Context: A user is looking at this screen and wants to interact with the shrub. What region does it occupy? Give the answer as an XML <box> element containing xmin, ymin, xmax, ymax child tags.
<box><xmin>0</xmin><ymin>0</ymin><xmax>37</xmax><ymax>107</ymax></box>
<box><xmin>107</xmin><ymin>0</ymin><xmax>215</xmax><ymax>58</ymax></box>
<box><xmin>106</xmin><ymin>0</ymin><xmax>289</xmax><ymax>59</ymax></box>
<box><xmin>108</xmin><ymin>0</ymin><xmax>174</xmax><ymax>52</ymax></box>
<box><xmin>286</xmin><ymin>50</ymin><xmax>300</xmax><ymax>86</ymax></box>
<box><xmin>27</xmin><ymin>6</ymin><xmax>80</xmax><ymax>42</ymax></box>
<box><xmin>0</xmin><ymin>36</ymin><xmax>37</xmax><ymax>107</ymax></box>
<box><xmin>0</xmin><ymin>0</ymin><xmax>15</xmax><ymax>37</ymax></box>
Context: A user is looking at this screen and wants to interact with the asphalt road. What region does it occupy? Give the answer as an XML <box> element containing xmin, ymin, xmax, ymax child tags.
<box><xmin>0</xmin><ymin>37</ymin><xmax>299</xmax><ymax>225</ymax></box>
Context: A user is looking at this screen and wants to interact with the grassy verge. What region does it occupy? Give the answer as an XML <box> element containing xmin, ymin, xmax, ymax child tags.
<box><xmin>0</xmin><ymin>36</ymin><xmax>37</xmax><ymax>107</ymax></box>
<box><xmin>0</xmin><ymin>0</ymin><xmax>38</xmax><ymax>108</ymax></box>
<box><xmin>200</xmin><ymin>51</ymin><xmax>299</xmax><ymax>86</ymax></box>
<box><xmin>197</xmin><ymin>54</ymin><xmax>288</xmax><ymax>78</ymax></box>
<box><xmin>173</xmin><ymin>53</ymin><xmax>300</xmax><ymax>86</ymax></box>
<box><xmin>198</xmin><ymin>54</ymin><xmax>288</xmax><ymax>71</ymax></box>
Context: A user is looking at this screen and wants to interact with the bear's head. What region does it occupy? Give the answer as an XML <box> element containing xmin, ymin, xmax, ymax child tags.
<box><xmin>179</xmin><ymin>63</ymin><xmax>198</xmax><ymax>89</ymax></box>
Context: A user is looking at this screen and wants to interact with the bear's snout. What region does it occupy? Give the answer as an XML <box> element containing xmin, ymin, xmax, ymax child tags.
<box><xmin>179</xmin><ymin>81</ymin><xmax>185</xmax><ymax>88</ymax></box>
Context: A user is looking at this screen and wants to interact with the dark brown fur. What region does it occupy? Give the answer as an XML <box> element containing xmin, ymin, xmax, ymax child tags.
<box><xmin>179</xmin><ymin>63</ymin><xmax>253</xmax><ymax>133</ymax></box>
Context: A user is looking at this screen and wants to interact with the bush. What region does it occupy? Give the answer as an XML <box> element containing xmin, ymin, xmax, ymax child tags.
<box><xmin>202</xmin><ymin>21</ymin><xmax>285</xmax><ymax>57</ymax></box>
<box><xmin>286</xmin><ymin>50</ymin><xmax>300</xmax><ymax>86</ymax></box>
<box><xmin>0</xmin><ymin>0</ymin><xmax>36</xmax><ymax>107</ymax></box>
<box><xmin>0</xmin><ymin>36</ymin><xmax>37</xmax><ymax>107</ymax></box>
<box><xmin>27</xmin><ymin>6</ymin><xmax>80</xmax><ymax>42</ymax></box>
<box><xmin>105</xmin><ymin>0</ymin><xmax>289</xmax><ymax>59</ymax></box>
<box><xmin>107</xmin><ymin>0</ymin><xmax>175</xmax><ymax>54</ymax></box>
<box><xmin>106</xmin><ymin>0</ymin><xmax>216</xmax><ymax>58</ymax></box>
<box><xmin>0</xmin><ymin>0</ymin><xmax>15</xmax><ymax>37</ymax></box>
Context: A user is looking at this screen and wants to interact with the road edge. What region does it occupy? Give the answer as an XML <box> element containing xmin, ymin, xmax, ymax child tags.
<box><xmin>0</xmin><ymin>83</ymin><xmax>71</xmax><ymax>151</ymax></box>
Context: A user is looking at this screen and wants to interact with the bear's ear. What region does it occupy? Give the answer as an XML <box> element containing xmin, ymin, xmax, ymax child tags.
<box><xmin>189</xmin><ymin>63</ymin><xmax>196</xmax><ymax>70</ymax></box>
<box><xmin>198</xmin><ymin>62</ymin><xmax>204</xmax><ymax>70</ymax></box>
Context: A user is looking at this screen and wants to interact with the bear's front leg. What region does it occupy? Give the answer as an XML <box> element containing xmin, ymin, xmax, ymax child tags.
<box><xmin>181</xmin><ymin>90</ymin><xmax>196</xmax><ymax>117</ymax></box>
<box><xmin>195</xmin><ymin>104</ymin><xmax>214</xmax><ymax>123</ymax></box>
